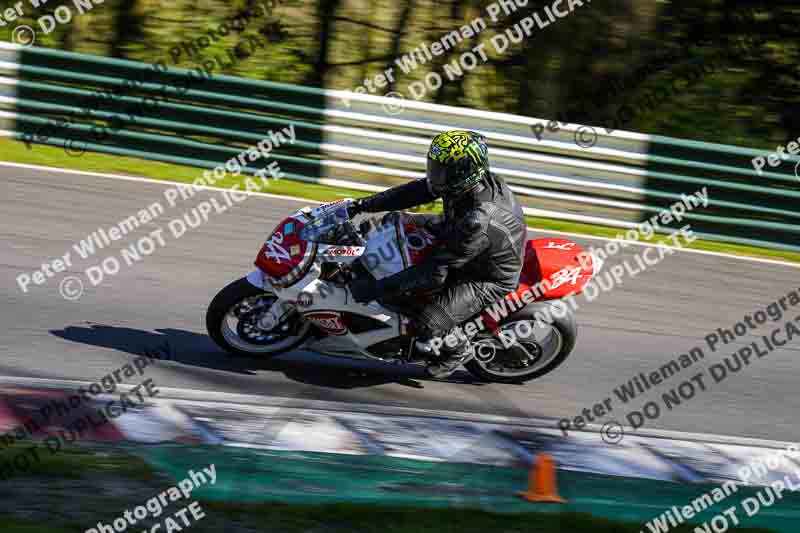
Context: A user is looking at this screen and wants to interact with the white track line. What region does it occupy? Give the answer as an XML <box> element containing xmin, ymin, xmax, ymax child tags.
<box><xmin>0</xmin><ymin>375</ymin><xmax>793</xmax><ymax>450</ymax></box>
<box><xmin>2</xmin><ymin>160</ymin><xmax>798</xmax><ymax>269</ymax></box>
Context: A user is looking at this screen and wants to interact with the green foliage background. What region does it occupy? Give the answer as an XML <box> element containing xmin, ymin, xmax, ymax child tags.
<box><xmin>1</xmin><ymin>0</ymin><xmax>797</xmax><ymax>149</ymax></box>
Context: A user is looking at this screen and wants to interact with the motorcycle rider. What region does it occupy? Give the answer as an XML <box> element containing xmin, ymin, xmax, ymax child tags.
<box><xmin>347</xmin><ymin>130</ymin><xmax>526</xmax><ymax>378</ymax></box>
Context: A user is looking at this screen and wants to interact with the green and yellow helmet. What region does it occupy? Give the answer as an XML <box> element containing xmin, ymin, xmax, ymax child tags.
<box><xmin>426</xmin><ymin>130</ymin><xmax>490</xmax><ymax>198</ymax></box>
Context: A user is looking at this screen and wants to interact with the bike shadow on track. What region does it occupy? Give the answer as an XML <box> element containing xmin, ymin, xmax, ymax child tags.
<box><xmin>48</xmin><ymin>324</ymin><xmax>494</xmax><ymax>390</ymax></box>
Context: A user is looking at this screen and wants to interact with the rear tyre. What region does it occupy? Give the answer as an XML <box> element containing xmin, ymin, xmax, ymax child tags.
<box><xmin>464</xmin><ymin>301</ymin><xmax>577</xmax><ymax>383</ymax></box>
<box><xmin>206</xmin><ymin>277</ymin><xmax>311</xmax><ymax>358</ymax></box>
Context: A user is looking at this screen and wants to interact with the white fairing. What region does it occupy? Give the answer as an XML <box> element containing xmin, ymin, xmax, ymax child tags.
<box><xmin>360</xmin><ymin>222</ymin><xmax>406</xmax><ymax>280</ymax></box>
<box><xmin>248</xmin><ymin>249</ymin><xmax>402</xmax><ymax>359</ymax></box>
<box><xmin>281</xmin><ymin>270</ymin><xmax>403</xmax><ymax>359</ymax></box>
<box><xmin>245</xmin><ymin>209</ymin><xmax>423</xmax><ymax>361</ymax></box>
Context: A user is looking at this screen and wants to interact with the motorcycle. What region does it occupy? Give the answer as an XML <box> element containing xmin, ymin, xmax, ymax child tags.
<box><xmin>206</xmin><ymin>199</ymin><xmax>597</xmax><ymax>383</ymax></box>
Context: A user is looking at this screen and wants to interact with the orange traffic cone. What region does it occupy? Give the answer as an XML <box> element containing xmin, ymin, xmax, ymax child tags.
<box><xmin>517</xmin><ymin>453</ymin><xmax>566</xmax><ymax>503</ymax></box>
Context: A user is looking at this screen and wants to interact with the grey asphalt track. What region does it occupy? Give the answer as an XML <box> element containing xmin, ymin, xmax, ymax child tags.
<box><xmin>2</xmin><ymin>164</ymin><xmax>799</xmax><ymax>442</ymax></box>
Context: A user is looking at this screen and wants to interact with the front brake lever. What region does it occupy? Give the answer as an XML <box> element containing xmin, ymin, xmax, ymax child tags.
<box><xmin>346</xmin><ymin>221</ymin><xmax>366</xmax><ymax>246</ymax></box>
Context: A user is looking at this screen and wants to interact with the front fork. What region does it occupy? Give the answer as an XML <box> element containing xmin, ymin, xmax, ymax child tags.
<box><xmin>256</xmin><ymin>300</ymin><xmax>296</xmax><ymax>331</ymax></box>
<box><xmin>244</xmin><ymin>271</ymin><xmax>297</xmax><ymax>332</ymax></box>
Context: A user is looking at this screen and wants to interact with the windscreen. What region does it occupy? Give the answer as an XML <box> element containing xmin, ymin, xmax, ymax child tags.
<box><xmin>298</xmin><ymin>204</ymin><xmax>350</xmax><ymax>244</ymax></box>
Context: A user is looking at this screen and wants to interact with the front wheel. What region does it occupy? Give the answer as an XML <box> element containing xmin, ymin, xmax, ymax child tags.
<box><xmin>464</xmin><ymin>301</ymin><xmax>577</xmax><ymax>383</ymax></box>
<box><xmin>206</xmin><ymin>277</ymin><xmax>311</xmax><ymax>357</ymax></box>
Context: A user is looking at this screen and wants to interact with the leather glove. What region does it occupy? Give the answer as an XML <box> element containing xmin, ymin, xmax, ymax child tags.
<box><xmin>347</xmin><ymin>199</ymin><xmax>365</xmax><ymax>219</ymax></box>
<box><xmin>380</xmin><ymin>211</ymin><xmax>402</xmax><ymax>228</ymax></box>
<box><xmin>349</xmin><ymin>278</ymin><xmax>380</xmax><ymax>304</ymax></box>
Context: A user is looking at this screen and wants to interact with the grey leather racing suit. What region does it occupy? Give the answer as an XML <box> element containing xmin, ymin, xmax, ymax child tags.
<box><xmin>356</xmin><ymin>171</ymin><xmax>527</xmax><ymax>338</ymax></box>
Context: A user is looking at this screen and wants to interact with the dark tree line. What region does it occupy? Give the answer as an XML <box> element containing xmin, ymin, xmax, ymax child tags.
<box><xmin>3</xmin><ymin>0</ymin><xmax>797</xmax><ymax>148</ymax></box>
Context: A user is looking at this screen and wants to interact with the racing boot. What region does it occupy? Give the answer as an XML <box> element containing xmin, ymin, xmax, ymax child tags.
<box><xmin>426</xmin><ymin>329</ymin><xmax>474</xmax><ymax>379</ymax></box>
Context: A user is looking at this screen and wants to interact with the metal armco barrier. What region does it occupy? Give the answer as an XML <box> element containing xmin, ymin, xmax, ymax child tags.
<box><xmin>0</xmin><ymin>42</ymin><xmax>798</xmax><ymax>252</ymax></box>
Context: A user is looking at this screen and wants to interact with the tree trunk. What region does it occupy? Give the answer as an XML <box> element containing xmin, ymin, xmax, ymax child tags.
<box><xmin>304</xmin><ymin>0</ymin><xmax>342</xmax><ymax>88</ymax></box>
<box><xmin>110</xmin><ymin>0</ymin><xmax>143</xmax><ymax>59</ymax></box>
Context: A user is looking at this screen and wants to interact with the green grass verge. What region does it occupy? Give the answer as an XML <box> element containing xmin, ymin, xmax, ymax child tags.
<box><xmin>0</xmin><ymin>440</ymin><xmax>158</xmax><ymax>482</ymax></box>
<box><xmin>0</xmin><ymin>444</ymin><xmax>780</xmax><ymax>533</ymax></box>
<box><xmin>3</xmin><ymin>138</ymin><xmax>799</xmax><ymax>264</ymax></box>
<box><xmin>202</xmin><ymin>501</ymin><xmax>781</xmax><ymax>533</ymax></box>
<box><xmin>0</xmin><ymin>507</ymin><xmax>780</xmax><ymax>533</ymax></box>
<box><xmin>0</xmin><ymin>520</ymin><xmax>75</xmax><ymax>533</ymax></box>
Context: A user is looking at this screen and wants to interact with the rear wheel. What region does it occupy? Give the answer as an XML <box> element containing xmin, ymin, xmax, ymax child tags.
<box><xmin>206</xmin><ymin>277</ymin><xmax>311</xmax><ymax>357</ymax></box>
<box><xmin>464</xmin><ymin>301</ymin><xmax>577</xmax><ymax>383</ymax></box>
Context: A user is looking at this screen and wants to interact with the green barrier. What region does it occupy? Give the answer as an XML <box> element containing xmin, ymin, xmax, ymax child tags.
<box><xmin>2</xmin><ymin>42</ymin><xmax>799</xmax><ymax>250</ymax></box>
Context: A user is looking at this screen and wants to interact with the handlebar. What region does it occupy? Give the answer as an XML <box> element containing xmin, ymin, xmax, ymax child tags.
<box><xmin>300</xmin><ymin>202</ymin><xmax>365</xmax><ymax>246</ymax></box>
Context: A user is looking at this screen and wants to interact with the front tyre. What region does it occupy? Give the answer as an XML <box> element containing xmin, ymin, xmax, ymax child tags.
<box><xmin>206</xmin><ymin>277</ymin><xmax>311</xmax><ymax>357</ymax></box>
<box><xmin>465</xmin><ymin>301</ymin><xmax>577</xmax><ymax>383</ymax></box>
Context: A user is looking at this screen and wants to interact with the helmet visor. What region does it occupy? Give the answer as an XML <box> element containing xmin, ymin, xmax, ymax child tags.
<box><xmin>426</xmin><ymin>157</ymin><xmax>449</xmax><ymax>197</ymax></box>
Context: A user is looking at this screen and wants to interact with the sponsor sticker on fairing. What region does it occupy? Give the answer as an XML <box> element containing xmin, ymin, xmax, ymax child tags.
<box><xmin>319</xmin><ymin>246</ymin><xmax>365</xmax><ymax>257</ymax></box>
<box><xmin>304</xmin><ymin>311</ymin><xmax>347</xmax><ymax>335</ymax></box>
